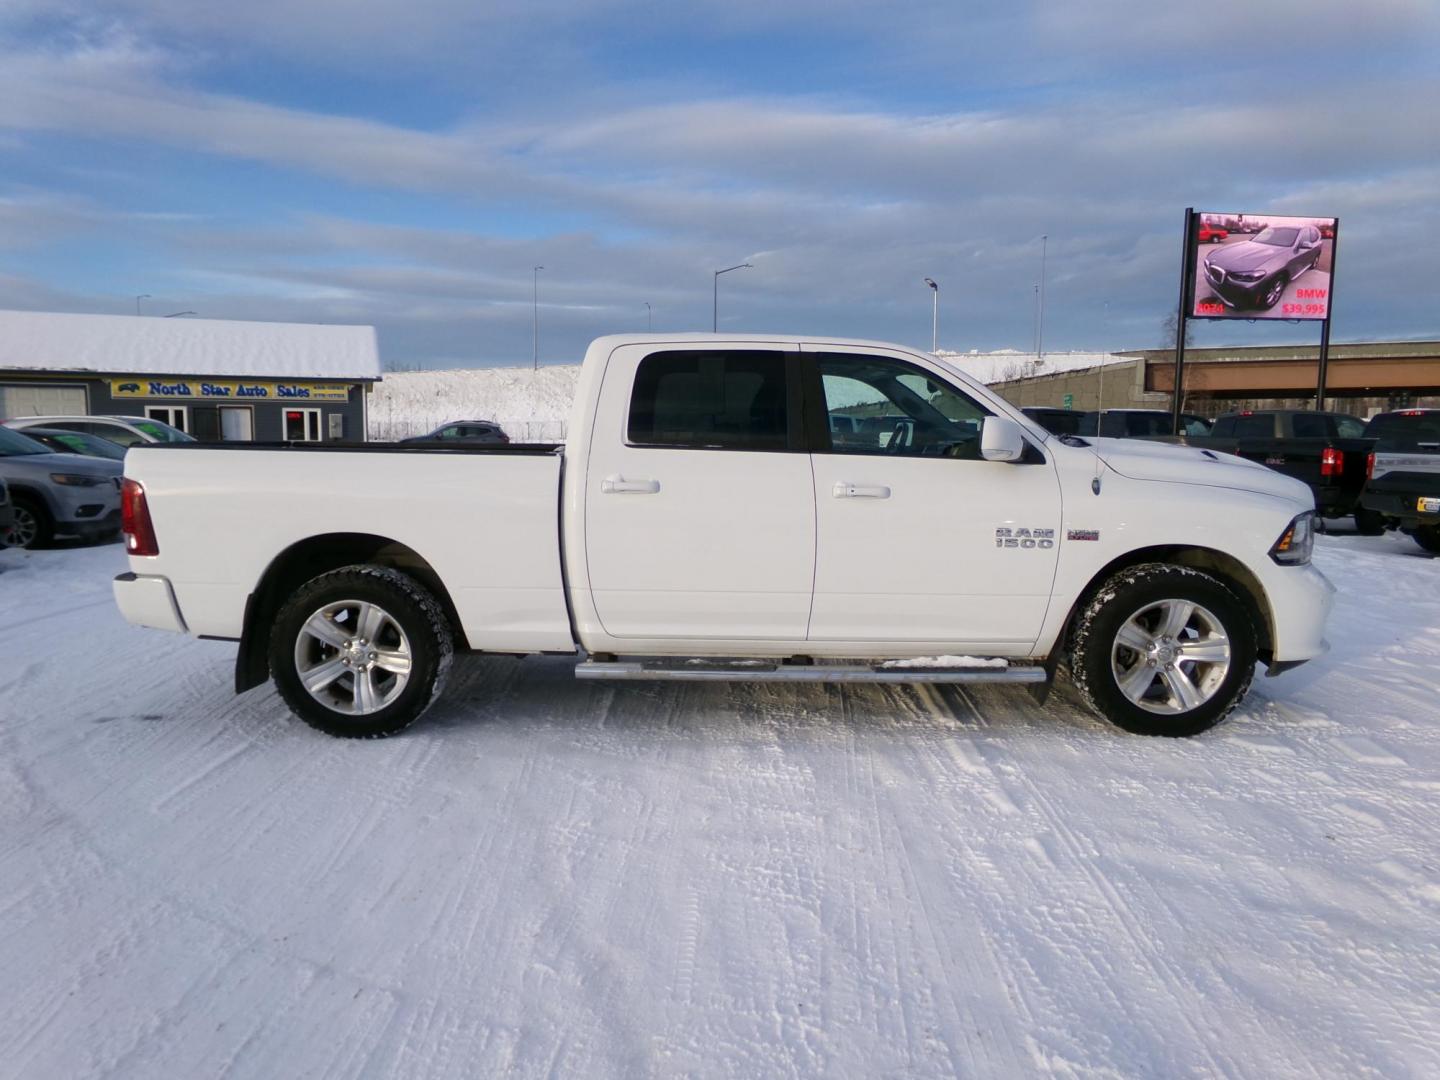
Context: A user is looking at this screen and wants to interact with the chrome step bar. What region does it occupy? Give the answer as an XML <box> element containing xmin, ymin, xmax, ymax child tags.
<box><xmin>575</xmin><ymin>660</ymin><xmax>1046</xmax><ymax>685</ymax></box>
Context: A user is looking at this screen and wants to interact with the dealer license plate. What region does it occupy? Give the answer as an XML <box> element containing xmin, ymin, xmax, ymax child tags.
<box><xmin>1418</xmin><ymin>497</ymin><xmax>1440</xmax><ymax>513</ymax></box>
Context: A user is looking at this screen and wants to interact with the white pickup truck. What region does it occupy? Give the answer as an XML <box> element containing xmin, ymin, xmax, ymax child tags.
<box><xmin>114</xmin><ymin>334</ymin><xmax>1333</xmax><ymax>738</ymax></box>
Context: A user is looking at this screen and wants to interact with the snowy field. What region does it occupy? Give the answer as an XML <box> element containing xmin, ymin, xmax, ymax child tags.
<box><xmin>368</xmin><ymin>367</ymin><xmax>581</xmax><ymax>443</ymax></box>
<box><xmin>2</xmin><ymin>533</ymin><xmax>1439</xmax><ymax>1078</ymax></box>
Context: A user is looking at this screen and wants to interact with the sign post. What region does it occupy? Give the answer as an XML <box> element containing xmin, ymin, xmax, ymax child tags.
<box><xmin>1316</xmin><ymin>219</ymin><xmax>1340</xmax><ymax>409</ymax></box>
<box><xmin>1170</xmin><ymin>208</ymin><xmax>1196</xmax><ymax>434</ymax></box>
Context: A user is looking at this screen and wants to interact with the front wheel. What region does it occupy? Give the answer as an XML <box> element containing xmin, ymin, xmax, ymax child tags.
<box><xmin>270</xmin><ymin>565</ymin><xmax>454</xmax><ymax>738</ymax></box>
<box><xmin>1070</xmin><ymin>564</ymin><xmax>1257</xmax><ymax>736</ymax></box>
<box><xmin>3</xmin><ymin>496</ymin><xmax>53</xmax><ymax>549</ymax></box>
<box><xmin>1258</xmin><ymin>274</ymin><xmax>1287</xmax><ymax>311</ymax></box>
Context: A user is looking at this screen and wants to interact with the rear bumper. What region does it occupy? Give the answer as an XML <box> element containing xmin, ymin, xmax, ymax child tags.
<box><xmin>1361</xmin><ymin>489</ymin><xmax>1440</xmax><ymax>527</ymax></box>
<box><xmin>1260</xmin><ymin>562</ymin><xmax>1334</xmax><ymax>663</ymax></box>
<box><xmin>113</xmin><ymin>572</ymin><xmax>189</xmax><ymax>633</ymax></box>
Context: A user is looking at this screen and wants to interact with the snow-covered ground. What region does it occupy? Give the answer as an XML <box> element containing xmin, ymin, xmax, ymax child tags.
<box><xmin>2</xmin><ymin>533</ymin><xmax>1438</xmax><ymax>1078</ymax></box>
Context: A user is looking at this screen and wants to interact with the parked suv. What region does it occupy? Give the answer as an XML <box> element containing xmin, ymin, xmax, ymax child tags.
<box><xmin>1201</xmin><ymin>224</ymin><xmax>1324</xmax><ymax>311</ymax></box>
<box><xmin>0</xmin><ymin>478</ymin><xmax>13</xmax><ymax>545</ymax></box>
<box><xmin>1360</xmin><ymin>409</ymin><xmax>1440</xmax><ymax>553</ymax></box>
<box><xmin>5</xmin><ymin>415</ymin><xmax>195</xmax><ymax>447</ymax></box>
<box><xmin>0</xmin><ymin>426</ymin><xmax>123</xmax><ymax>548</ymax></box>
<box><xmin>401</xmin><ymin>421</ymin><xmax>511</xmax><ymax>445</ymax></box>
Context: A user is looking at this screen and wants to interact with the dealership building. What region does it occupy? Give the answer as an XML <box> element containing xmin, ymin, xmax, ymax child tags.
<box><xmin>0</xmin><ymin>309</ymin><xmax>380</xmax><ymax>441</ymax></box>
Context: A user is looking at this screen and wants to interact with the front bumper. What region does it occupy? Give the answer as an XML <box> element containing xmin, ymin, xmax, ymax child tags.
<box><xmin>53</xmin><ymin>481</ymin><xmax>121</xmax><ymax>537</ymax></box>
<box><xmin>113</xmin><ymin>572</ymin><xmax>189</xmax><ymax>633</ymax></box>
<box><xmin>1261</xmin><ymin>562</ymin><xmax>1335</xmax><ymax>663</ymax></box>
<box><xmin>1202</xmin><ymin>265</ymin><xmax>1272</xmax><ymax>309</ymax></box>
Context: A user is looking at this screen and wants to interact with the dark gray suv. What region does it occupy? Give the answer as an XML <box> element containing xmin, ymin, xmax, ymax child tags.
<box><xmin>1201</xmin><ymin>223</ymin><xmax>1324</xmax><ymax>311</ymax></box>
<box><xmin>0</xmin><ymin>426</ymin><xmax>123</xmax><ymax>548</ymax></box>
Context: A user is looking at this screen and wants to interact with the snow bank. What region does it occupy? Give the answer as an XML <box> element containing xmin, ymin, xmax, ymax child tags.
<box><xmin>369</xmin><ymin>365</ymin><xmax>582</xmax><ymax>442</ymax></box>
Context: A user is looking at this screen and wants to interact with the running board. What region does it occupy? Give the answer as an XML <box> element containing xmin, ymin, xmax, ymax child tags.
<box><xmin>575</xmin><ymin>659</ymin><xmax>1047</xmax><ymax>685</ymax></box>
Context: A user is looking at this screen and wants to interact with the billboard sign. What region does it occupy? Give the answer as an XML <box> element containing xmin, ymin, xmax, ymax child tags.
<box><xmin>1190</xmin><ymin>213</ymin><xmax>1337</xmax><ymax>320</ymax></box>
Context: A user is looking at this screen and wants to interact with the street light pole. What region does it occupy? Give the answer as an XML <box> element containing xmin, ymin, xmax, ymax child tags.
<box><xmin>923</xmin><ymin>278</ymin><xmax>939</xmax><ymax>352</ymax></box>
<box><xmin>532</xmin><ymin>266</ymin><xmax>543</xmax><ymax>370</ymax></box>
<box><xmin>712</xmin><ymin>262</ymin><xmax>753</xmax><ymax>332</ymax></box>
<box><xmin>645</xmin><ymin>302</ymin><xmax>652</xmax><ymax>331</ymax></box>
<box><xmin>135</xmin><ymin>294</ymin><xmax>151</xmax><ymax>316</ymax></box>
<box><xmin>1038</xmin><ymin>234</ymin><xmax>1048</xmax><ymax>359</ymax></box>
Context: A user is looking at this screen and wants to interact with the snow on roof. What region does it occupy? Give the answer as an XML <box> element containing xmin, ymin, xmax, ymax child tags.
<box><xmin>0</xmin><ymin>309</ymin><xmax>380</xmax><ymax>381</ymax></box>
<box><xmin>934</xmin><ymin>349</ymin><xmax>1137</xmax><ymax>386</ymax></box>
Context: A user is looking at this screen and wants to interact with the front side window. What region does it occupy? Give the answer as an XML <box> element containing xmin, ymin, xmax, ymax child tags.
<box><xmin>628</xmin><ymin>350</ymin><xmax>789</xmax><ymax>451</ymax></box>
<box><xmin>1235</xmin><ymin>414</ymin><xmax>1272</xmax><ymax>437</ymax></box>
<box><xmin>1291</xmin><ymin>413</ymin><xmax>1328</xmax><ymax>438</ymax></box>
<box><xmin>817</xmin><ymin>353</ymin><xmax>988</xmax><ymax>458</ymax></box>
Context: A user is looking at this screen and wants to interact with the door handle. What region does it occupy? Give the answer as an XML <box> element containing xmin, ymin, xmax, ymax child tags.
<box><xmin>832</xmin><ymin>482</ymin><xmax>890</xmax><ymax>499</ymax></box>
<box><xmin>601</xmin><ymin>475</ymin><xmax>661</xmax><ymax>495</ymax></box>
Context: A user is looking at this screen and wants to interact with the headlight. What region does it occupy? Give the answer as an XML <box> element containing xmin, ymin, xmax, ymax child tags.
<box><xmin>49</xmin><ymin>473</ymin><xmax>104</xmax><ymax>487</ymax></box>
<box><xmin>1270</xmin><ymin>512</ymin><xmax>1315</xmax><ymax>565</ymax></box>
<box><xmin>1230</xmin><ymin>270</ymin><xmax>1266</xmax><ymax>282</ymax></box>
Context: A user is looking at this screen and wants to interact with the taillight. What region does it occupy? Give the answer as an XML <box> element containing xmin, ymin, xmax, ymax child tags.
<box><xmin>1366</xmin><ymin>452</ymin><xmax>1376</xmax><ymax>480</ymax></box>
<box><xmin>1320</xmin><ymin>447</ymin><xmax>1343</xmax><ymax>477</ymax></box>
<box><xmin>120</xmin><ymin>478</ymin><xmax>159</xmax><ymax>556</ymax></box>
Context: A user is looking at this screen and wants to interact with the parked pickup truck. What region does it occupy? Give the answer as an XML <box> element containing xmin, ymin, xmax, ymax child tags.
<box><xmin>114</xmin><ymin>334</ymin><xmax>1333</xmax><ymax>739</ymax></box>
<box><xmin>1359</xmin><ymin>408</ymin><xmax>1440</xmax><ymax>553</ymax></box>
<box><xmin>1185</xmin><ymin>410</ymin><xmax>1376</xmax><ymax>529</ymax></box>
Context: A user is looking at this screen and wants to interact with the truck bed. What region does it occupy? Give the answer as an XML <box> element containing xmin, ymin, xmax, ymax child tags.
<box><xmin>122</xmin><ymin>442</ymin><xmax>574</xmax><ymax>652</ymax></box>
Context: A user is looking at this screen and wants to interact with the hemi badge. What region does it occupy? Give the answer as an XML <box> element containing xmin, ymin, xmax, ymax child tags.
<box><xmin>1067</xmin><ymin>529</ymin><xmax>1100</xmax><ymax>541</ymax></box>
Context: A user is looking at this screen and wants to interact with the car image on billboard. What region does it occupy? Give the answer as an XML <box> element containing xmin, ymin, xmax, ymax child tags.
<box><xmin>1190</xmin><ymin>213</ymin><xmax>1336</xmax><ymax>320</ymax></box>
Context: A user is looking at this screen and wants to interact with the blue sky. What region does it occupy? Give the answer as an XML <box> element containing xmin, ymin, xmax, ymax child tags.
<box><xmin>1</xmin><ymin>1</ymin><xmax>1438</xmax><ymax>367</ymax></box>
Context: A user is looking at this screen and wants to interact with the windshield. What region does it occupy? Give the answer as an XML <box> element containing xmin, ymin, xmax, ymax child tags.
<box><xmin>0</xmin><ymin>425</ymin><xmax>52</xmax><ymax>457</ymax></box>
<box><xmin>131</xmin><ymin>418</ymin><xmax>196</xmax><ymax>443</ymax></box>
<box><xmin>1253</xmin><ymin>227</ymin><xmax>1299</xmax><ymax>247</ymax></box>
<box><xmin>1366</xmin><ymin>413</ymin><xmax>1440</xmax><ymax>452</ymax></box>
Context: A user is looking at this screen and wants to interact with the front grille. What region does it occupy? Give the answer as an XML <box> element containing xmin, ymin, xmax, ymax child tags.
<box><xmin>1206</xmin><ymin>264</ymin><xmax>1225</xmax><ymax>286</ymax></box>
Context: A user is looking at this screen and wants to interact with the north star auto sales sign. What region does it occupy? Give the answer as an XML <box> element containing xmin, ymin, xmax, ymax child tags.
<box><xmin>109</xmin><ymin>379</ymin><xmax>351</xmax><ymax>402</ymax></box>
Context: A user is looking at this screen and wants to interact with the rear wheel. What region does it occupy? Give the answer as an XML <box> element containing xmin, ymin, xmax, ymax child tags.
<box><xmin>1412</xmin><ymin>525</ymin><xmax>1440</xmax><ymax>554</ymax></box>
<box><xmin>1071</xmin><ymin>564</ymin><xmax>1257</xmax><ymax>736</ymax></box>
<box><xmin>3</xmin><ymin>496</ymin><xmax>53</xmax><ymax>549</ymax></box>
<box><xmin>1353</xmin><ymin>507</ymin><xmax>1385</xmax><ymax>536</ymax></box>
<box><xmin>270</xmin><ymin>565</ymin><xmax>454</xmax><ymax>738</ymax></box>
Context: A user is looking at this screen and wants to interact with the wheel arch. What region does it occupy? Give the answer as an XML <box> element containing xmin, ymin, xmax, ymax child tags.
<box><xmin>236</xmin><ymin>532</ymin><xmax>466</xmax><ymax>693</ymax></box>
<box><xmin>1060</xmin><ymin>545</ymin><xmax>1275</xmax><ymax>662</ymax></box>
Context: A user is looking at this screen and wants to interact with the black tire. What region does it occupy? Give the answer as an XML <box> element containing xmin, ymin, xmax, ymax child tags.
<box><xmin>1412</xmin><ymin>525</ymin><xmax>1440</xmax><ymax>554</ymax></box>
<box><xmin>270</xmin><ymin>565</ymin><xmax>454</xmax><ymax>738</ymax></box>
<box><xmin>3</xmin><ymin>495</ymin><xmax>54</xmax><ymax>549</ymax></box>
<box><xmin>1258</xmin><ymin>274</ymin><xmax>1287</xmax><ymax>311</ymax></box>
<box><xmin>1069</xmin><ymin>563</ymin><xmax>1257</xmax><ymax>737</ymax></box>
<box><xmin>1353</xmin><ymin>507</ymin><xmax>1385</xmax><ymax>536</ymax></box>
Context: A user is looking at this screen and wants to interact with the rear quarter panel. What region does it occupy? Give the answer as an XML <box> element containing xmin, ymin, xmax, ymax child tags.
<box><xmin>123</xmin><ymin>447</ymin><xmax>574</xmax><ymax>651</ymax></box>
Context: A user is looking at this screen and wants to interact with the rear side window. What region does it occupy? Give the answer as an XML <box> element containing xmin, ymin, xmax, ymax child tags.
<box><xmin>1211</xmin><ymin>416</ymin><xmax>1236</xmax><ymax>437</ymax></box>
<box><xmin>1235</xmin><ymin>414</ymin><xmax>1273</xmax><ymax>437</ymax></box>
<box><xmin>1334</xmin><ymin>415</ymin><xmax>1366</xmax><ymax>439</ymax></box>
<box><xmin>628</xmin><ymin>350</ymin><xmax>790</xmax><ymax>451</ymax></box>
<box><xmin>1290</xmin><ymin>413</ymin><xmax>1329</xmax><ymax>438</ymax></box>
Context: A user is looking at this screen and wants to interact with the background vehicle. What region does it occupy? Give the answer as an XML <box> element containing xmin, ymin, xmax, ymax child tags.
<box><xmin>1198</xmin><ymin>223</ymin><xmax>1229</xmax><ymax>243</ymax></box>
<box><xmin>0</xmin><ymin>426</ymin><xmax>123</xmax><ymax>548</ymax></box>
<box><xmin>0</xmin><ymin>478</ymin><xmax>13</xmax><ymax>546</ymax></box>
<box><xmin>1020</xmin><ymin>406</ymin><xmax>1088</xmax><ymax>436</ymax></box>
<box><xmin>1201</xmin><ymin>224</ymin><xmax>1324</xmax><ymax>311</ymax></box>
<box><xmin>1186</xmin><ymin>410</ymin><xmax>1376</xmax><ymax>529</ymax></box>
<box><xmin>115</xmin><ymin>334</ymin><xmax>1330</xmax><ymax>741</ymax></box>
<box><xmin>1074</xmin><ymin>409</ymin><xmax>1213</xmax><ymax>438</ymax></box>
<box><xmin>17</xmin><ymin>427</ymin><xmax>128</xmax><ymax>461</ymax></box>
<box><xmin>5</xmin><ymin>415</ymin><xmax>195</xmax><ymax>447</ymax></box>
<box><xmin>400</xmin><ymin>420</ymin><xmax>510</xmax><ymax>445</ymax></box>
<box><xmin>1359</xmin><ymin>409</ymin><xmax>1440</xmax><ymax>553</ymax></box>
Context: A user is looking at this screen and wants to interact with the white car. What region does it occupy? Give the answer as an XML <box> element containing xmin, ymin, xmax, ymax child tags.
<box><xmin>113</xmin><ymin>334</ymin><xmax>1333</xmax><ymax>739</ymax></box>
<box><xmin>4</xmin><ymin>414</ymin><xmax>194</xmax><ymax>447</ymax></box>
